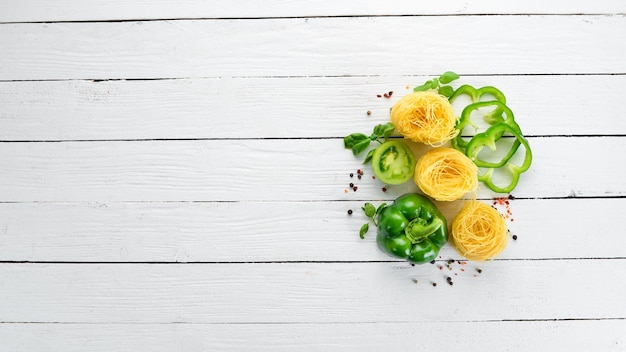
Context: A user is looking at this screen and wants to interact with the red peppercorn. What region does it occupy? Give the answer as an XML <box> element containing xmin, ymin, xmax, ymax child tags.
<box><xmin>353</xmin><ymin>186</ymin><xmax>358</xmax><ymax>192</ymax></box>
<box><xmin>382</xmin><ymin>187</ymin><xmax>387</xmax><ymax>192</ymax></box>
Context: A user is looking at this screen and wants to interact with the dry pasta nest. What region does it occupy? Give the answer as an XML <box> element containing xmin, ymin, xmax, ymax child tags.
<box><xmin>414</xmin><ymin>147</ymin><xmax>478</xmax><ymax>202</ymax></box>
<box><xmin>390</xmin><ymin>91</ymin><xmax>458</xmax><ymax>146</ymax></box>
<box><xmin>451</xmin><ymin>200</ymin><xmax>508</xmax><ymax>261</ymax></box>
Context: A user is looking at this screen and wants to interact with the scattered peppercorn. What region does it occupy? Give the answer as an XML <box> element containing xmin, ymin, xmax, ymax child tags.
<box><xmin>372</xmin><ymin>176</ymin><xmax>375</xmax><ymax>180</ymax></box>
<box><xmin>349</xmin><ymin>183</ymin><xmax>354</xmax><ymax>188</ymax></box>
<box><xmin>349</xmin><ymin>173</ymin><xmax>354</xmax><ymax>177</ymax></box>
<box><xmin>381</xmin><ymin>187</ymin><xmax>387</xmax><ymax>192</ymax></box>
<box><xmin>376</xmin><ymin>94</ymin><xmax>382</xmax><ymax>98</ymax></box>
<box><xmin>512</xmin><ymin>235</ymin><xmax>518</xmax><ymax>240</ymax></box>
<box><xmin>432</xmin><ymin>282</ymin><xmax>437</xmax><ymax>287</ymax></box>
<box><xmin>446</xmin><ymin>277</ymin><xmax>452</xmax><ymax>282</ymax></box>
<box><xmin>353</xmin><ymin>186</ymin><xmax>358</xmax><ymax>192</ymax></box>
<box><xmin>357</xmin><ymin>175</ymin><xmax>362</xmax><ymax>180</ymax></box>
<box><xmin>476</xmin><ymin>268</ymin><xmax>482</xmax><ymax>274</ymax></box>
<box><xmin>430</xmin><ymin>260</ymin><xmax>436</xmax><ymax>264</ymax></box>
<box><xmin>447</xmin><ymin>259</ymin><xmax>454</xmax><ymax>264</ymax></box>
<box><xmin>449</xmin><ymin>281</ymin><xmax>454</xmax><ymax>286</ymax></box>
<box><xmin>367</xmin><ymin>110</ymin><xmax>372</xmax><ymax>116</ymax></box>
<box><xmin>413</xmin><ymin>279</ymin><xmax>419</xmax><ymax>284</ymax></box>
<box><xmin>347</xmin><ymin>209</ymin><xmax>353</xmax><ymax>215</ymax></box>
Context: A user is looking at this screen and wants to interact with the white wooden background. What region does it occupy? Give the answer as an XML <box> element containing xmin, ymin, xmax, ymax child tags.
<box><xmin>1</xmin><ymin>1</ymin><xmax>625</xmax><ymax>351</ymax></box>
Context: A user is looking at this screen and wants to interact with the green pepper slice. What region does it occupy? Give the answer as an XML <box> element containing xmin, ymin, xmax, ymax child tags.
<box><xmin>466</xmin><ymin>123</ymin><xmax>533</xmax><ymax>193</ymax></box>
<box><xmin>371</xmin><ymin>140</ymin><xmax>416</xmax><ymax>185</ymax></box>
<box><xmin>452</xmin><ymin>100</ymin><xmax>522</xmax><ymax>155</ymax></box>
<box><xmin>376</xmin><ymin>193</ymin><xmax>448</xmax><ymax>264</ymax></box>
<box><xmin>449</xmin><ymin>84</ymin><xmax>507</xmax><ymax>124</ymax></box>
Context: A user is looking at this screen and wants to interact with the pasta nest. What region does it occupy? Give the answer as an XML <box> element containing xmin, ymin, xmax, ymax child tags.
<box><xmin>414</xmin><ymin>147</ymin><xmax>478</xmax><ymax>202</ymax></box>
<box><xmin>451</xmin><ymin>200</ymin><xmax>509</xmax><ymax>261</ymax></box>
<box><xmin>390</xmin><ymin>91</ymin><xmax>458</xmax><ymax>146</ymax></box>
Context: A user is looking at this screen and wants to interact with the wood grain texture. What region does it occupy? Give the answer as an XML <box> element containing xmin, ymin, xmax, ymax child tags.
<box><xmin>0</xmin><ymin>137</ymin><xmax>622</xmax><ymax>201</ymax></box>
<box><xmin>0</xmin><ymin>320</ymin><xmax>623</xmax><ymax>352</ymax></box>
<box><xmin>1</xmin><ymin>75</ymin><xmax>623</xmax><ymax>141</ymax></box>
<box><xmin>2</xmin><ymin>0</ymin><xmax>626</xmax><ymax>22</ymax></box>
<box><xmin>1</xmin><ymin>16</ymin><xmax>625</xmax><ymax>80</ymax></box>
<box><xmin>1</xmin><ymin>261</ymin><xmax>624</xmax><ymax>323</ymax></box>
<box><xmin>1</xmin><ymin>198</ymin><xmax>623</xmax><ymax>262</ymax></box>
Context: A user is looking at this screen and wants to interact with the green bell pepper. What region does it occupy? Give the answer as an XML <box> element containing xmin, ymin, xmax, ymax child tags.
<box><xmin>376</xmin><ymin>194</ymin><xmax>448</xmax><ymax>264</ymax></box>
<box><xmin>465</xmin><ymin>123</ymin><xmax>533</xmax><ymax>193</ymax></box>
<box><xmin>449</xmin><ymin>84</ymin><xmax>507</xmax><ymax>125</ymax></box>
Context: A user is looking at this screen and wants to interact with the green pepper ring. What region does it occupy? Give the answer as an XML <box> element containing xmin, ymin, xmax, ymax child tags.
<box><xmin>452</xmin><ymin>100</ymin><xmax>522</xmax><ymax>152</ymax></box>
<box><xmin>466</xmin><ymin>123</ymin><xmax>533</xmax><ymax>193</ymax></box>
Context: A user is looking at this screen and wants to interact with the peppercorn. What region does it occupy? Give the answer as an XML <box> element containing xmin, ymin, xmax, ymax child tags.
<box><xmin>512</xmin><ymin>235</ymin><xmax>518</xmax><ymax>240</ymax></box>
<box><xmin>347</xmin><ymin>209</ymin><xmax>353</xmax><ymax>215</ymax></box>
<box><xmin>432</xmin><ymin>283</ymin><xmax>437</xmax><ymax>287</ymax></box>
<box><xmin>367</xmin><ymin>110</ymin><xmax>372</xmax><ymax>116</ymax></box>
<box><xmin>353</xmin><ymin>186</ymin><xmax>358</xmax><ymax>192</ymax></box>
<box><xmin>430</xmin><ymin>260</ymin><xmax>435</xmax><ymax>264</ymax></box>
<box><xmin>349</xmin><ymin>183</ymin><xmax>354</xmax><ymax>188</ymax></box>
<box><xmin>381</xmin><ymin>187</ymin><xmax>387</xmax><ymax>192</ymax></box>
<box><xmin>476</xmin><ymin>268</ymin><xmax>482</xmax><ymax>274</ymax></box>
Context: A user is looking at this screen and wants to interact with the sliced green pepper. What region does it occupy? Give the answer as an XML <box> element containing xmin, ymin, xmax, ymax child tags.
<box><xmin>452</xmin><ymin>100</ymin><xmax>522</xmax><ymax>154</ymax></box>
<box><xmin>449</xmin><ymin>84</ymin><xmax>507</xmax><ymax>123</ymax></box>
<box><xmin>376</xmin><ymin>194</ymin><xmax>448</xmax><ymax>264</ymax></box>
<box><xmin>465</xmin><ymin>123</ymin><xmax>533</xmax><ymax>193</ymax></box>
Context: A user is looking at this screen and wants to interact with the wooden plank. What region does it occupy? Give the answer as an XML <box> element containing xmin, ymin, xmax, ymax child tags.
<box><xmin>1</xmin><ymin>0</ymin><xmax>624</xmax><ymax>22</ymax></box>
<box><xmin>1</xmin><ymin>75</ymin><xmax>623</xmax><ymax>141</ymax></box>
<box><xmin>0</xmin><ymin>137</ymin><xmax>623</xmax><ymax>201</ymax></box>
<box><xmin>0</xmin><ymin>320</ymin><xmax>623</xmax><ymax>352</ymax></box>
<box><xmin>0</xmin><ymin>260</ymin><xmax>623</xmax><ymax>323</ymax></box>
<box><xmin>1</xmin><ymin>16</ymin><xmax>624</xmax><ymax>80</ymax></box>
<box><xmin>0</xmin><ymin>198</ymin><xmax>623</xmax><ymax>262</ymax></box>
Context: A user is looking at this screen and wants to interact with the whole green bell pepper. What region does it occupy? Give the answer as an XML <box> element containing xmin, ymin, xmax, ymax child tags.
<box><xmin>376</xmin><ymin>194</ymin><xmax>448</xmax><ymax>264</ymax></box>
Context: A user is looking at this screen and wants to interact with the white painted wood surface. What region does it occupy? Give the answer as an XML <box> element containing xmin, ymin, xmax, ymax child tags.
<box><xmin>1</xmin><ymin>2</ymin><xmax>625</xmax><ymax>351</ymax></box>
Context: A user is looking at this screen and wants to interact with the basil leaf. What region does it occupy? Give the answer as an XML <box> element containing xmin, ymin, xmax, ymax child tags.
<box><xmin>363</xmin><ymin>148</ymin><xmax>376</xmax><ymax>164</ymax></box>
<box><xmin>359</xmin><ymin>223</ymin><xmax>369</xmax><ymax>239</ymax></box>
<box><xmin>351</xmin><ymin>139</ymin><xmax>371</xmax><ymax>155</ymax></box>
<box><xmin>438</xmin><ymin>85</ymin><xmax>454</xmax><ymax>98</ymax></box>
<box><xmin>344</xmin><ymin>133</ymin><xmax>369</xmax><ymax>149</ymax></box>
<box><xmin>413</xmin><ymin>80</ymin><xmax>432</xmax><ymax>92</ymax></box>
<box><xmin>429</xmin><ymin>78</ymin><xmax>439</xmax><ymax>89</ymax></box>
<box><xmin>439</xmin><ymin>71</ymin><xmax>460</xmax><ymax>84</ymax></box>
<box><xmin>375</xmin><ymin>202</ymin><xmax>387</xmax><ymax>216</ymax></box>
<box><xmin>379</xmin><ymin>122</ymin><xmax>395</xmax><ymax>138</ymax></box>
<box><xmin>362</xmin><ymin>203</ymin><xmax>376</xmax><ymax>218</ymax></box>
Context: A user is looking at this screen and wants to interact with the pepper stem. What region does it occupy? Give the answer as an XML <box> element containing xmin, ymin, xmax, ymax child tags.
<box><xmin>404</xmin><ymin>217</ymin><xmax>443</xmax><ymax>244</ymax></box>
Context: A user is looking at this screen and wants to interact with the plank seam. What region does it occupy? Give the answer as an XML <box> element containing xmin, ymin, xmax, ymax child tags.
<box><xmin>0</xmin><ymin>13</ymin><xmax>624</xmax><ymax>25</ymax></box>
<box><xmin>0</xmin><ymin>72</ymin><xmax>624</xmax><ymax>84</ymax></box>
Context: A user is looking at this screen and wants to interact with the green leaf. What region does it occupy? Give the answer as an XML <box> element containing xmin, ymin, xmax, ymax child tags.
<box><xmin>379</xmin><ymin>122</ymin><xmax>395</xmax><ymax>139</ymax></box>
<box><xmin>375</xmin><ymin>202</ymin><xmax>387</xmax><ymax>216</ymax></box>
<box><xmin>413</xmin><ymin>80</ymin><xmax>432</xmax><ymax>92</ymax></box>
<box><xmin>363</xmin><ymin>148</ymin><xmax>376</xmax><ymax>164</ymax></box>
<box><xmin>429</xmin><ymin>78</ymin><xmax>439</xmax><ymax>89</ymax></box>
<box><xmin>439</xmin><ymin>71</ymin><xmax>460</xmax><ymax>84</ymax></box>
<box><xmin>351</xmin><ymin>139</ymin><xmax>371</xmax><ymax>155</ymax></box>
<box><xmin>344</xmin><ymin>133</ymin><xmax>369</xmax><ymax>149</ymax></box>
<box><xmin>359</xmin><ymin>223</ymin><xmax>369</xmax><ymax>239</ymax></box>
<box><xmin>438</xmin><ymin>85</ymin><xmax>455</xmax><ymax>98</ymax></box>
<box><xmin>362</xmin><ymin>203</ymin><xmax>376</xmax><ymax>218</ymax></box>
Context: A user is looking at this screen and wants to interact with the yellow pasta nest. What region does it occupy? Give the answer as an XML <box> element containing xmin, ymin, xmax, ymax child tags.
<box><xmin>390</xmin><ymin>91</ymin><xmax>458</xmax><ymax>146</ymax></box>
<box><xmin>414</xmin><ymin>147</ymin><xmax>478</xmax><ymax>201</ymax></box>
<box><xmin>451</xmin><ymin>200</ymin><xmax>508</xmax><ymax>261</ymax></box>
